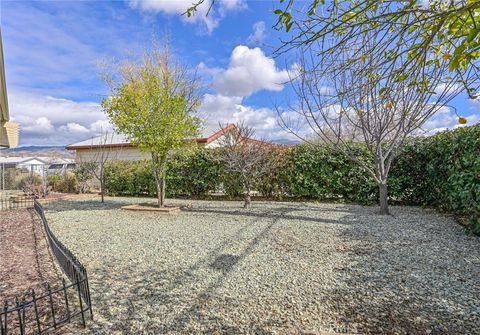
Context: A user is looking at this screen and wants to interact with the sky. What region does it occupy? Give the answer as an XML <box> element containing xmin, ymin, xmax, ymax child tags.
<box><xmin>1</xmin><ymin>0</ymin><xmax>478</xmax><ymax>146</ymax></box>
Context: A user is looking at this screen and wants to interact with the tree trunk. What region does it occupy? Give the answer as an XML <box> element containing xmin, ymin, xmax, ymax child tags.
<box><xmin>100</xmin><ymin>179</ymin><xmax>105</xmax><ymax>203</ymax></box>
<box><xmin>159</xmin><ymin>177</ymin><xmax>165</xmax><ymax>207</ymax></box>
<box><xmin>152</xmin><ymin>153</ymin><xmax>166</xmax><ymax>208</ymax></box>
<box><xmin>153</xmin><ymin>170</ymin><xmax>166</xmax><ymax>208</ymax></box>
<box><xmin>379</xmin><ymin>182</ymin><xmax>389</xmax><ymax>215</ymax></box>
<box><xmin>243</xmin><ymin>192</ymin><xmax>251</xmax><ymax>208</ymax></box>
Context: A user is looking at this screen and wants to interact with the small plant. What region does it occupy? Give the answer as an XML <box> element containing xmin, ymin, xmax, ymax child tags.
<box><xmin>47</xmin><ymin>174</ymin><xmax>62</xmax><ymax>191</ymax></box>
<box><xmin>17</xmin><ymin>175</ymin><xmax>42</xmax><ymax>196</ymax></box>
<box><xmin>74</xmin><ymin>163</ymin><xmax>96</xmax><ymax>194</ymax></box>
<box><xmin>55</xmin><ymin>172</ymin><xmax>78</xmax><ymax>193</ymax></box>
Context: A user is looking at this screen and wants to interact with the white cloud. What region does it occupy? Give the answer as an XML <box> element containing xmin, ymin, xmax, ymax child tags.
<box><xmin>434</xmin><ymin>82</ymin><xmax>462</xmax><ymax>95</ymax></box>
<box><xmin>21</xmin><ymin>117</ymin><xmax>55</xmax><ymax>137</ymax></box>
<box><xmin>199</xmin><ymin>94</ymin><xmax>295</xmax><ymax>141</ymax></box>
<box><xmin>59</xmin><ymin>123</ymin><xmax>90</xmax><ymax>134</ymax></box>
<box><xmin>197</xmin><ymin>45</ymin><xmax>297</xmax><ymax>142</ymax></box>
<box><xmin>420</xmin><ymin>106</ymin><xmax>479</xmax><ymax>135</ymax></box>
<box><xmin>197</xmin><ymin>62</ymin><xmax>222</xmax><ymax>77</ymax></box>
<box><xmin>8</xmin><ymin>90</ymin><xmax>112</xmax><ymax>145</ymax></box>
<box><xmin>247</xmin><ymin>21</ymin><xmax>267</xmax><ymax>45</ymax></box>
<box><xmin>127</xmin><ymin>0</ymin><xmax>246</xmax><ymax>33</ymax></box>
<box><xmin>469</xmin><ymin>98</ymin><xmax>480</xmax><ymax>109</ymax></box>
<box><xmin>212</xmin><ymin>45</ymin><xmax>292</xmax><ymax>97</ymax></box>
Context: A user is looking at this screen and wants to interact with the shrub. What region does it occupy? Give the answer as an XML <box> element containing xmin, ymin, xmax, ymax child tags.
<box><xmin>101</xmin><ymin>125</ymin><xmax>479</xmax><ymax>233</ymax></box>
<box><xmin>105</xmin><ymin>149</ymin><xmax>223</xmax><ymax>198</ymax></box>
<box><xmin>280</xmin><ymin>144</ymin><xmax>377</xmax><ymax>203</ymax></box>
<box><xmin>16</xmin><ymin>174</ymin><xmax>42</xmax><ymax>195</ymax></box>
<box><xmin>391</xmin><ymin>124</ymin><xmax>480</xmax><ymax>233</ymax></box>
<box><xmin>105</xmin><ymin>161</ymin><xmax>141</xmax><ymax>196</ymax></box>
<box><xmin>167</xmin><ymin>149</ymin><xmax>222</xmax><ymax>197</ymax></box>
<box><xmin>2</xmin><ymin>168</ymin><xmax>29</xmax><ymax>190</ymax></box>
<box><xmin>55</xmin><ymin>172</ymin><xmax>78</xmax><ymax>193</ymax></box>
<box><xmin>47</xmin><ymin>174</ymin><xmax>63</xmax><ymax>191</ymax></box>
<box><xmin>256</xmin><ymin>147</ymin><xmax>289</xmax><ymax>198</ymax></box>
<box><xmin>74</xmin><ymin>163</ymin><xmax>96</xmax><ymax>193</ymax></box>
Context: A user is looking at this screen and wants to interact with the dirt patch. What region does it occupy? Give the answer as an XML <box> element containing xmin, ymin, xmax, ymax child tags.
<box><xmin>0</xmin><ymin>209</ymin><xmax>87</xmax><ymax>334</ymax></box>
<box><xmin>0</xmin><ymin>209</ymin><xmax>61</xmax><ymax>298</ymax></box>
<box><xmin>121</xmin><ymin>203</ymin><xmax>181</xmax><ymax>213</ymax></box>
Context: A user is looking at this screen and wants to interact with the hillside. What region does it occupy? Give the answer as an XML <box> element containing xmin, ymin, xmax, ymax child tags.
<box><xmin>0</xmin><ymin>146</ymin><xmax>74</xmax><ymax>158</ymax></box>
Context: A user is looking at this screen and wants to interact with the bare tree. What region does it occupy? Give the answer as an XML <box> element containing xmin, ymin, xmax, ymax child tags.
<box><xmin>78</xmin><ymin>131</ymin><xmax>116</xmax><ymax>203</ymax></box>
<box><xmin>215</xmin><ymin>123</ymin><xmax>272</xmax><ymax>208</ymax></box>
<box><xmin>279</xmin><ymin>44</ymin><xmax>461</xmax><ymax>215</ymax></box>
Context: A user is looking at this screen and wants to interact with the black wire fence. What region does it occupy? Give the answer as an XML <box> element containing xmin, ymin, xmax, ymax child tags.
<box><xmin>0</xmin><ymin>200</ymin><xmax>92</xmax><ymax>334</ymax></box>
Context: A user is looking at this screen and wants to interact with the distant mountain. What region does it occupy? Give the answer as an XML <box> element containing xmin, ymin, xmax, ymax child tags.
<box><xmin>0</xmin><ymin>146</ymin><xmax>74</xmax><ymax>158</ymax></box>
<box><xmin>275</xmin><ymin>138</ymin><xmax>300</xmax><ymax>145</ymax></box>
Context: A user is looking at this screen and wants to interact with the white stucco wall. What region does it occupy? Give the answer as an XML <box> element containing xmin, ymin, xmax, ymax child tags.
<box><xmin>76</xmin><ymin>147</ymin><xmax>150</xmax><ymax>163</ymax></box>
<box><xmin>73</xmin><ymin>132</ymin><xmax>234</xmax><ymax>162</ymax></box>
<box><xmin>204</xmin><ymin>138</ymin><xmax>224</xmax><ymax>149</ymax></box>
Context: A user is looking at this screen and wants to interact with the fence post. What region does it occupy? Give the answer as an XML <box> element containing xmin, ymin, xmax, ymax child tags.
<box><xmin>32</xmin><ymin>289</ymin><xmax>42</xmax><ymax>334</ymax></box>
<box><xmin>84</xmin><ymin>271</ymin><xmax>93</xmax><ymax>320</ymax></box>
<box><xmin>15</xmin><ymin>297</ymin><xmax>24</xmax><ymax>335</ymax></box>
<box><xmin>47</xmin><ymin>284</ymin><xmax>57</xmax><ymax>329</ymax></box>
<box><xmin>1</xmin><ymin>300</ymin><xmax>7</xmax><ymax>335</ymax></box>
<box><xmin>76</xmin><ymin>274</ymin><xmax>86</xmax><ymax>328</ymax></box>
<box><xmin>62</xmin><ymin>278</ymin><xmax>71</xmax><ymax>323</ymax></box>
<box><xmin>1</xmin><ymin>162</ymin><xmax>4</xmax><ymax>190</ymax></box>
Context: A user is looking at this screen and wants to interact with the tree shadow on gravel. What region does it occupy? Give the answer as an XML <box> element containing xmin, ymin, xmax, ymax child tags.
<box><xmin>84</xmin><ymin>207</ymin><xmax>297</xmax><ymax>334</ymax></box>
<box><xmin>186</xmin><ymin>207</ymin><xmax>346</xmax><ymax>226</ymax></box>
<box><xmin>43</xmin><ymin>199</ymin><xmax>128</xmax><ymax>213</ymax></box>
<box><xmin>329</xmin><ymin>208</ymin><xmax>480</xmax><ymax>334</ymax></box>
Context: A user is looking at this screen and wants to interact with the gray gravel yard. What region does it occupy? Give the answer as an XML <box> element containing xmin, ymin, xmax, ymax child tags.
<box><xmin>43</xmin><ymin>198</ymin><xmax>480</xmax><ymax>334</ymax></box>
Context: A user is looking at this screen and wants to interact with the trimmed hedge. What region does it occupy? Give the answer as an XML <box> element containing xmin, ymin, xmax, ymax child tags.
<box><xmin>390</xmin><ymin>125</ymin><xmax>480</xmax><ymax>233</ymax></box>
<box><xmin>104</xmin><ymin>150</ymin><xmax>224</xmax><ymax>198</ymax></box>
<box><xmin>280</xmin><ymin>144</ymin><xmax>377</xmax><ymax>203</ymax></box>
<box><xmin>103</xmin><ymin>125</ymin><xmax>479</xmax><ymax>233</ymax></box>
<box><xmin>105</xmin><ymin>160</ymin><xmax>156</xmax><ymax>197</ymax></box>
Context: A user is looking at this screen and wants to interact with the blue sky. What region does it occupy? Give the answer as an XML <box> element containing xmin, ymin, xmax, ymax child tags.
<box><xmin>1</xmin><ymin>0</ymin><xmax>478</xmax><ymax>146</ymax></box>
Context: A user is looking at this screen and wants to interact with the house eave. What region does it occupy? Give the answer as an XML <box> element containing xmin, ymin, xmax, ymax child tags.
<box><xmin>0</xmin><ymin>121</ymin><xmax>19</xmax><ymax>148</ymax></box>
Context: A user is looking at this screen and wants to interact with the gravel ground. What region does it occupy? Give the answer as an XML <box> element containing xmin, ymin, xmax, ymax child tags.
<box><xmin>43</xmin><ymin>197</ymin><xmax>480</xmax><ymax>334</ymax></box>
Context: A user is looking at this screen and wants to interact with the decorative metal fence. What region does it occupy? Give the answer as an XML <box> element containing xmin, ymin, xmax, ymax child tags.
<box><xmin>0</xmin><ymin>200</ymin><xmax>93</xmax><ymax>334</ymax></box>
<box><xmin>0</xmin><ymin>196</ymin><xmax>34</xmax><ymax>211</ymax></box>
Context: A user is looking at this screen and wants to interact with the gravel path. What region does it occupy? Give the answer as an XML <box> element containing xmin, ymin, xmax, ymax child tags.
<box><xmin>43</xmin><ymin>198</ymin><xmax>480</xmax><ymax>334</ymax></box>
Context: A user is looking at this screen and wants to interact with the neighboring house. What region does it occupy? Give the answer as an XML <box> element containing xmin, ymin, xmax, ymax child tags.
<box><xmin>0</xmin><ymin>29</ymin><xmax>19</xmax><ymax>149</ymax></box>
<box><xmin>47</xmin><ymin>161</ymin><xmax>76</xmax><ymax>174</ymax></box>
<box><xmin>66</xmin><ymin>124</ymin><xmax>242</xmax><ymax>162</ymax></box>
<box><xmin>0</xmin><ymin>156</ymin><xmax>74</xmax><ymax>176</ymax></box>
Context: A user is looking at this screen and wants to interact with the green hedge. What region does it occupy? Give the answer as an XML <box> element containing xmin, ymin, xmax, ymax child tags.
<box><xmin>279</xmin><ymin>144</ymin><xmax>377</xmax><ymax>203</ymax></box>
<box><xmin>104</xmin><ymin>149</ymin><xmax>223</xmax><ymax>198</ymax></box>
<box><xmin>105</xmin><ymin>160</ymin><xmax>156</xmax><ymax>197</ymax></box>
<box><xmin>167</xmin><ymin>150</ymin><xmax>223</xmax><ymax>197</ymax></box>
<box><xmin>104</xmin><ymin>145</ymin><xmax>377</xmax><ymax>202</ymax></box>
<box><xmin>390</xmin><ymin>125</ymin><xmax>480</xmax><ymax>233</ymax></box>
<box><xmin>103</xmin><ymin>125</ymin><xmax>479</xmax><ymax>233</ymax></box>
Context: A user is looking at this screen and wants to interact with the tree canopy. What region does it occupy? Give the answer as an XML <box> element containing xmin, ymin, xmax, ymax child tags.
<box><xmin>102</xmin><ymin>43</ymin><xmax>202</xmax><ymax>206</ymax></box>
<box><xmin>273</xmin><ymin>0</ymin><xmax>480</xmax><ymax>98</ymax></box>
